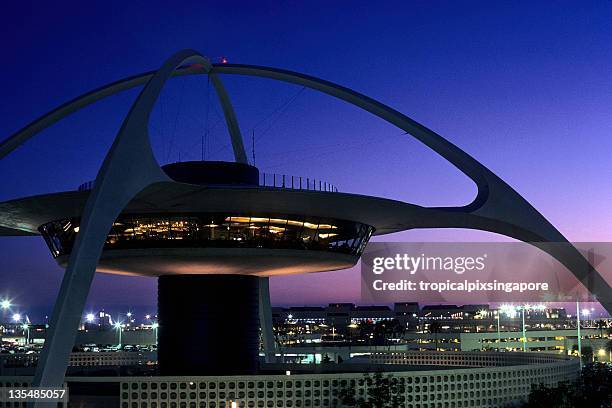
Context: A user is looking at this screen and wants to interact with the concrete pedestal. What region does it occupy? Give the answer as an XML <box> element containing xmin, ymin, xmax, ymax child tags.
<box><xmin>158</xmin><ymin>275</ymin><xmax>260</xmax><ymax>375</ymax></box>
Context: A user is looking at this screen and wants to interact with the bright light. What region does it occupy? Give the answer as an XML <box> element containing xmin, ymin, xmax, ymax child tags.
<box><xmin>230</xmin><ymin>402</ymin><xmax>237</xmax><ymax>408</ymax></box>
<box><xmin>145</xmin><ymin>314</ymin><xmax>151</xmax><ymax>320</ymax></box>
<box><xmin>0</xmin><ymin>300</ymin><xmax>10</xmax><ymax>310</ymax></box>
<box><xmin>126</xmin><ymin>312</ymin><xmax>132</xmax><ymax>318</ymax></box>
<box><xmin>22</xmin><ymin>324</ymin><xmax>28</xmax><ymax>330</ymax></box>
<box><xmin>114</xmin><ymin>322</ymin><xmax>122</xmax><ymax>329</ymax></box>
<box><xmin>287</xmin><ymin>314</ymin><xmax>293</xmax><ymax>320</ymax></box>
<box><xmin>86</xmin><ymin>313</ymin><xmax>95</xmax><ymax>322</ymax></box>
<box><xmin>598</xmin><ymin>349</ymin><xmax>606</xmax><ymax>357</ymax></box>
<box><xmin>12</xmin><ymin>313</ymin><xmax>21</xmax><ymax>322</ymax></box>
<box><xmin>285</xmin><ymin>370</ymin><xmax>291</xmax><ymax>376</ymax></box>
<box><xmin>152</xmin><ymin>323</ymin><xmax>159</xmax><ymax>329</ymax></box>
<box><xmin>581</xmin><ymin>309</ymin><xmax>591</xmax><ymax>317</ymax></box>
<box><xmin>500</xmin><ymin>305</ymin><xmax>517</xmax><ymax>318</ymax></box>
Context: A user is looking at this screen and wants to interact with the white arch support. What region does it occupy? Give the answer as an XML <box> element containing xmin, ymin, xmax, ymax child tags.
<box><xmin>259</xmin><ymin>277</ymin><xmax>276</xmax><ymax>363</ymax></box>
<box><xmin>31</xmin><ymin>50</ymin><xmax>214</xmax><ymax>396</ymax></box>
<box><xmin>2</xmin><ymin>51</ymin><xmax>610</xmax><ymax>312</ymax></box>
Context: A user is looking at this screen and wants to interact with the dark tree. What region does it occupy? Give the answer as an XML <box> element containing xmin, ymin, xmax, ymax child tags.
<box><xmin>338</xmin><ymin>372</ymin><xmax>405</xmax><ymax>408</ymax></box>
<box><xmin>522</xmin><ymin>363</ymin><xmax>612</xmax><ymax>408</ymax></box>
<box><xmin>524</xmin><ymin>382</ymin><xmax>575</xmax><ymax>408</ymax></box>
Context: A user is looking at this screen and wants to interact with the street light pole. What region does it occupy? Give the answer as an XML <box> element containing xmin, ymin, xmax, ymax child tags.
<box><xmin>152</xmin><ymin>322</ymin><xmax>159</xmax><ymax>346</ymax></box>
<box><xmin>521</xmin><ymin>307</ymin><xmax>526</xmax><ymax>352</ymax></box>
<box><xmin>576</xmin><ymin>301</ymin><xmax>582</xmax><ymax>369</ymax></box>
<box><xmin>496</xmin><ymin>311</ymin><xmax>501</xmax><ymax>350</ymax></box>
<box><xmin>115</xmin><ymin>323</ymin><xmax>123</xmax><ymax>349</ymax></box>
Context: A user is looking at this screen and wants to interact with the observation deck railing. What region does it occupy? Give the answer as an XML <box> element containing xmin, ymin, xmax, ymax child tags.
<box><xmin>260</xmin><ymin>173</ymin><xmax>338</xmax><ymax>192</ymax></box>
<box><xmin>77</xmin><ymin>174</ymin><xmax>339</xmax><ymax>192</ymax></box>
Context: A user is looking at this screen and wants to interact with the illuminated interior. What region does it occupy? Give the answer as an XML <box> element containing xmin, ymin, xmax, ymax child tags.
<box><xmin>39</xmin><ymin>213</ymin><xmax>374</xmax><ymax>258</ymax></box>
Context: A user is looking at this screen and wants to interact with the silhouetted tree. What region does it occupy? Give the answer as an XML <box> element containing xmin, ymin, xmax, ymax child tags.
<box><xmin>524</xmin><ymin>381</ymin><xmax>575</xmax><ymax>408</ymax></box>
<box><xmin>338</xmin><ymin>372</ymin><xmax>405</xmax><ymax>408</ymax></box>
<box><xmin>522</xmin><ymin>363</ymin><xmax>612</xmax><ymax>408</ymax></box>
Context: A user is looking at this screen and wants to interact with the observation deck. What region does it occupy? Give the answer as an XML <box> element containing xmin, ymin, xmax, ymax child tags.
<box><xmin>36</xmin><ymin>161</ymin><xmax>371</xmax><ymax>277</ymax></box>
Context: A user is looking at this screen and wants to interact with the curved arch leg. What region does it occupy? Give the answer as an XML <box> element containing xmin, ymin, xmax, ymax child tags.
<box><xmin>209</xmin><ymin>73</ymin><xmax>248</xmax><ymax>163</ymax></box>
<box><xmin>259</xmin><ymin>277</ymin><xmax>276</xmax><ymax>363</ymax></box>
<box><xmin>211</xmin><ymin>64</ymin><xmax>612</xmax><ymax>314</ymax></box>
<box><xmin>32</xmin><ymin>50</ymin><xmax>211</xmax><ymax>395</ymax></box>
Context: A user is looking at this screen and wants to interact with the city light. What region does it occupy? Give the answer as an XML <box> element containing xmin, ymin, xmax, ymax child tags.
<box><xmin>598</xmin><ymin>348</ymin><xmax>606</xmax><ymax>357</ymax></box>
<box><xmin>581</xmin><ymin>309</ymin><xmax>591</xmax><ymax>317</ymax></box>
<box><xmin>499</xmin><ymin>304</ymin><xmax>517</xmax><ymax>318</ymax></box>
<box><xmin>498</xmin><ymin>304</ymin><xmax>548</xmax><ymax>352</ymax></box>
<box><xmin>127</xmin><ymin>312</ymin><xmax>132</xmax><ymax>318</ymax></box>
<box><xmin>114</xmin><ymin>321</ymin><xmax>123</xmax><ymax>348</ymax></box>
<box><xmin>21</xmin><ymin>323</ymin><xmax>28</xmax><ymax>330</ymax></box>
<box><xmin>145</xmin><ymin>314</ymin><xmax>151</xmax><ymax>320</ymax></box>
<box><xmin>152</xmin><ymin>322</ymin><xmax>159</xmax><ymax>329</ymax></box>
<box><xmin>86</xmin><ymin>313</ymin><xmax>95</xmax><ymax>322</ymax></box>
<box><xmin>12</xmin><ymin>313</ymin><xmax>21</xmax><ymax>322</ymax></box>
<box><xmin>0</xmin><ymin>299</ymin><xmax>11</xmax><ymax>309</ymax></box>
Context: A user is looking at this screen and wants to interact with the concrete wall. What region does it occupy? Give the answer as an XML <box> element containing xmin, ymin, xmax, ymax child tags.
<box><xmin>118</xmin><ymin>353</ymin><xmax>579</xmax><ymax>408</ymax></box>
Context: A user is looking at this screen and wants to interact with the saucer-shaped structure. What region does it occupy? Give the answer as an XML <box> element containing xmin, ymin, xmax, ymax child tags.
<box><xmin>1</xmin><ymin>49</ymin><xmax>609</xmax><ymax>388</ymax></box>
<box><xmin>35</xmin><ymin>161</ymin><xmax>376</xmax><ymax>276</ymax></box>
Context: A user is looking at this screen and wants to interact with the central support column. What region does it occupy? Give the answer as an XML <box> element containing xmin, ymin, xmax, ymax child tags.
<box><xmin>158</xmin><ymin>275</ymin><xmax>260</xmax><ymax>375</ymax></box>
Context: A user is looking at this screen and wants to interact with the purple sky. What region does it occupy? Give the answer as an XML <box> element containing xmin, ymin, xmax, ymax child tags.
<box><xmin>1</xmin><ymin>1</ymin><xmax>611</xmax><ymax>319</ymax></box>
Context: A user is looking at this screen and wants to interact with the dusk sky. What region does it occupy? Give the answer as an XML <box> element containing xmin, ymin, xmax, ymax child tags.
<box><xmin>1</xmin><ymin>1</ymin><xmax>611</xmax><ymax>319</ymax></box>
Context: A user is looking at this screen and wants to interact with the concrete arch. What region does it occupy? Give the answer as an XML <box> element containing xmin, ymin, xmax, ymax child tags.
<box><xmin>2</xmin><ymin>57</ymin><xmax>609</xmax><ymax>311</ymax></box>
<box><xmin>1</xmin><ymin>52</ymin><xmax>610</xmax><ymax>317</ymax></box>
<box><xmin>31</xmin><ymin>50</ymin><xmax>219</xmax><ymax>393</ymax></box>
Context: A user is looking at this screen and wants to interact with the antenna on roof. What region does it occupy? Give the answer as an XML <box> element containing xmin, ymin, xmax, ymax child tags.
<box><xmin>252</xmin><ymin>130</ymin><xmax>256</xmax><ymax>165</ymax></box>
